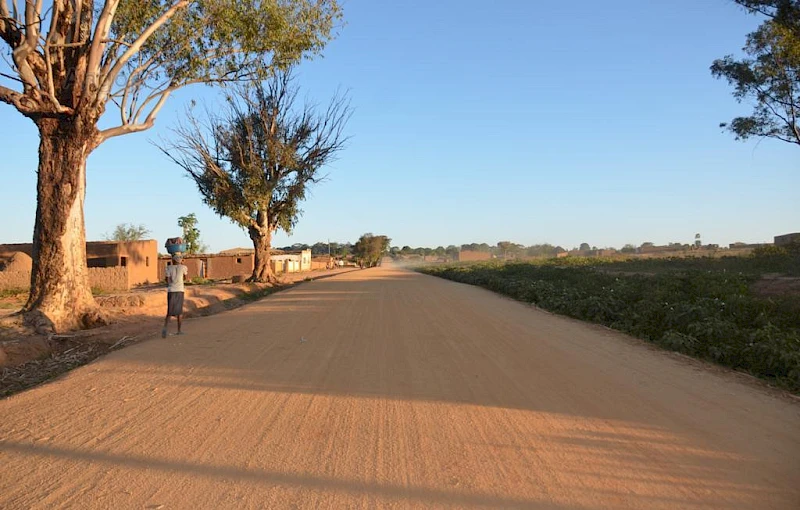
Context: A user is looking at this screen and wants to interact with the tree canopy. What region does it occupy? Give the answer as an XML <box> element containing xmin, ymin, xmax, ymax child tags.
<box><xmin>164</xmin><ymin>71</ymin><xmax>349</xmax><ymax>236</ymax></box>
<box><xmin>353</xmin><ymin>233</ymin><xmax>390</xmax><ymax>268</ymax></box>
<box><xmin>162</xmin><ymin>71</ymin><xmax>350</xmax><ymax>281</ymax></box>
<box><xmin>712</xmin><ymin>0</ymin><xmax>800</xmax><ymax>145</ymax></box>
<box><xmin>0</xmin><ymin>0</ymin><xmax>342</xmax><ymax>137</ymax></box>
<box><xmin>177</xmin><ymin>213</ymin><xmax>205</xmax><ymax>254</ymax></box>
<box><xmin>105</xmin><ymin>223</ymin><xmax>150</xmax><ymax>241</ymax></box>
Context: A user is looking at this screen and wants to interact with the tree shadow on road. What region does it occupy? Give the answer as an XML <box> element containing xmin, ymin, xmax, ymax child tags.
<box><xmin>2</xmin><ymin>267</ymin><xmax>798</xmax><ymax>508</ymax></box>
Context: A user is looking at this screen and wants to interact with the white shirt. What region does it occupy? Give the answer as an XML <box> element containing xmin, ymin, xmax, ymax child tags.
<box><xmin>166</xmin><ymin>264</ymin><xmax>188</xmax><ymax>292</ymax></box>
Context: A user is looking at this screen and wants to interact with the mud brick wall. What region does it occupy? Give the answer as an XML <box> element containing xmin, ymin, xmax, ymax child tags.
<box><xmin>206</xmin><ymin>255</ymin><xmax>253</xmax><ymax>280</ymax></box>
<box><xmin>88</xmin><ymin>267</ymin><xmax>129</xmax><ymax>292</ymax></box>
<box><xmin>0</xmin><ymin>271</ymin><xmax>30</xmax><ymax>290</ymax></box>
<box><xmin>0</xmin><ymin>267</ymin><xmax>128</xmax><ymax>292</ymax></box>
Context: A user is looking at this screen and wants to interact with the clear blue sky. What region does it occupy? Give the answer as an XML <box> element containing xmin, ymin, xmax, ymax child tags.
<box><xmin>1</xmin><ymin>0</ymin><xmax>797</xmax><ymax>251</ymax></box>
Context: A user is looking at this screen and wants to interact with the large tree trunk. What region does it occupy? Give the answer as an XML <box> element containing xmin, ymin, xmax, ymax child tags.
<box><xmin>248</xmin><ymin>217</ymin><xmax>278</xmax><ymax>284</ymax></box>
<box><xmin>23</xmin><ymin>118</ymin><xmax>104</xmax><ymax>332</ymax></box>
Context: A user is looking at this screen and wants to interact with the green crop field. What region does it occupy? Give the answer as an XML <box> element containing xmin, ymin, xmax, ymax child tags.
<box><xmin>419</xmin><ymin>248</ymin><xmax>800</xmax><ymax>392</ymax></box>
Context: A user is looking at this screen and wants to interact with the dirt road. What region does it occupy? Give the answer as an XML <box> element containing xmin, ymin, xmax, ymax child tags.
<box><xmin>1</xmin><ymin>265</ymin><xmax>798</xmax><ymax>509</ymax></box>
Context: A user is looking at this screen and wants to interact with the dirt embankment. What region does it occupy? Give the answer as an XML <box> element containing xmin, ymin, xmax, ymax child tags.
<box><xmin>0</xmin><ymin>268</ymin><xmax>356</xmax><ymax>395</ymax></box>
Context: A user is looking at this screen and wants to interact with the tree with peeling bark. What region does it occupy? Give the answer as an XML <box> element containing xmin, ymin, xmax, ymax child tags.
<box><xmin>712</xmin><ymin>1</ymin><xmax>800</xmax><ymax>146</ymax></box>
<box><xmin>159</xmin><ymin>71</ymin><xmax>350</xmax><ymax>283</ymax></box>
<box><xmin>0</xmin><ymin>0</ymin><xmax>341</xmax><ymax>331</ymax></box>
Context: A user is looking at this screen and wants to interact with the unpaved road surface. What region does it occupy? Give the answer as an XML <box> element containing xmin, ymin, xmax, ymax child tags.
<box><xmin>1</xmin><ymin>266</ymin><xmax>798</xmax><ymax>509</ymax></box>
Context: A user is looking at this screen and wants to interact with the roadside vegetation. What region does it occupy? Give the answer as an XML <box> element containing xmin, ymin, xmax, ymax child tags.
<box><xmin>0</xmin><ymin>289</ymin><xmax>26</xmax><ymax>309</ymax></box>
<box><xmin>353</xmin><ymin>234</ymin><xmax>391</xmax><ymax>268</ymax></box>
<box><xmin>419</xmin><ymin>247</ymin><xmax>800</xmax><ymax>392</ymax></box>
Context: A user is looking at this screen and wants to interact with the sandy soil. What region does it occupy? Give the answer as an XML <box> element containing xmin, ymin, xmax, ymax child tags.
<box><xmin>0</xmin><ymin>265</ymin><xmax>798</xmax><ymax>509</ymax></box>
<box><xmin>0</xmin><ymin>268</ymin><xmax>356</xmax><ymax>368</ymax></box>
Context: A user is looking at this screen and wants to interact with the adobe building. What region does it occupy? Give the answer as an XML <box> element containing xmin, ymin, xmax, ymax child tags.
<box><xmin>311</xmin><ymin>255</ymin><xmax>335</xmax><ymax>270</ymax></box>
<box><xmin>0</xmin><ymin>240</ymin><xmax>158</xmax><ymax>288</ymax></box>
<box><xmin>85</xmin><ymin>240</ymin><xmax>158</xmax><ymax>285</ymax></box>
<box><xmin>157</xmin><ymin>249</ymin><xmax>312</xmax><ymax>281</ymax></box>
<box><xmin>158</xmin><ymin>253</ymin><xmax>254</xmax><ymax>281</ymax></box>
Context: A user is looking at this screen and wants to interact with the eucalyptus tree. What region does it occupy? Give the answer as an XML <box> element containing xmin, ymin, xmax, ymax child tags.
<box><xmin>0</xmin><ymin>0</ymin><xmax>340</xmax><ymax>330</ymax></box>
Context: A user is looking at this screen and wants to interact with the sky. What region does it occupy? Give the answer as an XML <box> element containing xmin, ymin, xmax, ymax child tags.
<box><xmin>1</xmin><ymin>0</ymin><xmax>798</xmax><ymax>252</ymax></box>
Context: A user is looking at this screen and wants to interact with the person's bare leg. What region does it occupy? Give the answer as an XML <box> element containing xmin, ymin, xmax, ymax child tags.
<box><xmin>177</xmin><ymin>315</ymin><xmax>182</xmax><ymax>334</ymax></box>
<box><xmin>162</xmin><ymin>316</ymin><xmax>170</xmax><ymax>338</ymax></box>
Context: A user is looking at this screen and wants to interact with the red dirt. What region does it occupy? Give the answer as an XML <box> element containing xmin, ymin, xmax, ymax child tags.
<box><xmin>0</xmin><ymin>268</ymin><xmax>356</xmax><ymax>369</ymax></box>
<box><xmin>1</xmin><ymin>265</ymin><xmax>798</xmax><ymax>508</ymax></box>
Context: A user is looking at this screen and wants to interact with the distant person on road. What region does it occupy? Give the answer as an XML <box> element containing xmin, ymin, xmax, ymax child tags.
<box><xmin>163</xmin><ymin>254</ymin><xmax>188</xmax><ymax>338</ymax></box>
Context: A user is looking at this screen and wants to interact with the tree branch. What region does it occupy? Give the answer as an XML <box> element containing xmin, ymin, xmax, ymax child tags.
<box><xmin>11</xmin><ymin>0</ymin><xmax>42</xmax><ymax>91</ymax></box>
<box><xmin>0</xmin><ymin>82</ymin><xmax>39</xmax><ymax>114</ymax></box>
<box><xmin>761</xmin><ymin>91</ymin><xmax>795</xmax><ymax>127</ymax></box>
<box><xmin>0</xmin><ymin>71</ymin><xmax>21</xmax><ymax>82</ymax></box>
<box><xmin>776</xmin><ymin>51</ymin><xmax>800</xmax><ymax>144</ymax></box>
<box><xmin>40</xmin><ymin>0</ymin><xmax>72</xmax><ymax>114</ymax></box>
<box><xmin>115</xmin><ymin>49</ymin><xmax>168</xmax><ymax>125</ymax></box>
<box><xmin>99</xmin><ymin>0</ymin><xmax>190</xmax><ymax>103</ymax></box>
<box><xmin>98</xmin><ymin>87</ymin><xmax>174</xmax><ymax>142</ymax></box>
<box><xmin>85</xmin><ymin>0</ymin><xmax>119</xmax><ymax>97</ymax></box>
<box><xmin>101</xmin><ymin>38</ymin><xmax>131</xmax><ymax>48</ymax></box>
<box><xmin>0</xmin><ymin>1</ymin><xmax>10</xmax><ymax>42</ymax></box>
<box><xmin>71</xmin><ymin>0</ymin><xmax>83</xmax><ymax>43</ymax></box>
<box><xmin>0</xmin><ymin>82</ymin><xmax>20</xmax><ymax>103</ymax></box>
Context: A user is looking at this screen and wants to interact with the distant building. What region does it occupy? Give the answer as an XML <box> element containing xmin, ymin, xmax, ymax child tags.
<box><xmin>639</xmin><ymin>245</ymin><xmax>679</xmax><ymax>254</ymax></box>
<box><xmin>728</xmin><ymin>242</ymin><xmax>766</xmax><ymax>250</ymax></box>
<box><xmin>775</xmin><ymin>233</ymin><xmax>800</xmax><ymax>246</ymax></box>
<box><xmin>270</xmin><ymin>249</ymin><xmax>312</xmax><ymax>274</ymax></box>
<box><xmin>457</xmin><ymin>250</ymin><xmax>492</xmax><ymax>262</ymax></box>
<box><xmin>159</xmin><ymin>248</ymin><xmax>313</xmax><ymax>280</ymax></box>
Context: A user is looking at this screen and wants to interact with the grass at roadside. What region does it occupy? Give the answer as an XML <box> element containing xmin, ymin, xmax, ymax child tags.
<box><xmin>238</xmin><ymin>284</ymin><xmax>285</xmax><ymax>302</ymax></box>
<box><xmin>0</xmin><ymin>289</ymin><xmax>26</xmax><ymax>310</ymax></box>
<box><xmin>419</xmin><ymin>251</ymin><xmax>800</xmax><ymax>392</ymax></box>
<box><xmin>0</xmin><ymin>289</ymin><xmax>26</xmax><ymax>299</ymax></box>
